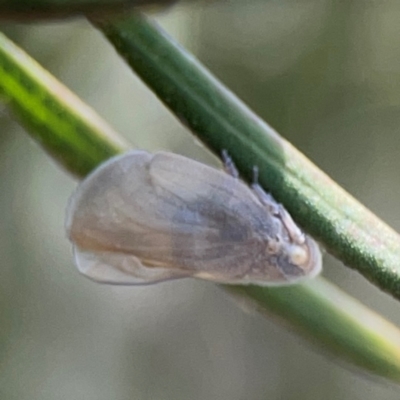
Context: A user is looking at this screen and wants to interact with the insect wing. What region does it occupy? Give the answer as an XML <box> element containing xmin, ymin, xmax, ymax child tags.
<box><xmin>66</xmin><ymin>151</ymin><xmax>262</xmax><ymax>285</ymax></box>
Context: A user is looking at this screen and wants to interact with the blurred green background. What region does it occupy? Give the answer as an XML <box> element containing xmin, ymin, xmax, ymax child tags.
<box><xmin>1</xmin><ymin>1</ymin><xmax>400</xmax><ymax>399</ymax></box>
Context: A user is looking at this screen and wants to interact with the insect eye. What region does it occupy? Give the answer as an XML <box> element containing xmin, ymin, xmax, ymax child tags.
<box><xmin>287</xmin><ymin>244</ymin><xmax>308</xmax><ymax>266</ymax></box>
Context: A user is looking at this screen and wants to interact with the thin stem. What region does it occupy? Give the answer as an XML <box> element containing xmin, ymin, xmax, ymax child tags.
<box><xmin>93</xmin><ymin>12</ymin><xmax>400</xmax><ymax>301</ymax></box>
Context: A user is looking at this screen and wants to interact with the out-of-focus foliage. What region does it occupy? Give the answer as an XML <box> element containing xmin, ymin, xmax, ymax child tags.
<box><xmin>1</xmin><ymin>2</ymin><xmax>400</xmax><ymax>400</ymax></box>
<box><xmin>0</xmin><ymin>0</ymin><xmax>179</xmax><ymax>20</ymax></box>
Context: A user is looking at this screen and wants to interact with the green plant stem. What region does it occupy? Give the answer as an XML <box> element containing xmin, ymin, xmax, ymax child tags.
<box><xmin>0</xmin><ymin>32</ymin><xmax>128</xmax><ymax>177</ymax></box>
<box><xmin>93</xmin><ymin>12</ymin><xmax>400</xmax><ymax>301</ymax></box>
<box><xmin>228</xmin><ymin>280</ymin><xmax>400</xmax><ymax>382</ymax></box>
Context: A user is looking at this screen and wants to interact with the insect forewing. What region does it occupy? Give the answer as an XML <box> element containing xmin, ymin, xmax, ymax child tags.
<box><xmin>66</xmin><ymin>151</ymin><xmax>322</xmax><ymax>285</ymax></box>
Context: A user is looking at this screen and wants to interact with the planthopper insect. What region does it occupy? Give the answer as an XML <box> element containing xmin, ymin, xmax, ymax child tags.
<box><xmin>66</xmin><ymin>150</ymin><xmax>322</xmax><ymax>286</ymax></box>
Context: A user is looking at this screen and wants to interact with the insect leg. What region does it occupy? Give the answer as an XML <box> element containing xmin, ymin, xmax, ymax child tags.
<box><xmin>250</xmin><ymin>166</ymin><xmax>280</xmax><ymax>215</ymax></box>
<box><xmin>221</xmin><ymin>150</ymin><xmax>239</xmax><ymax>179</ymax></box>
<box><xmin>251</xmin><ymin>167</ymin><xmax>305</xmax><ymax>244</ymax></box>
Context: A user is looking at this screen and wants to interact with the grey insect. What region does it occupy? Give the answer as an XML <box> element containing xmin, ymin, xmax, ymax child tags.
<box><xmin>66</xmin><ymin>150</ymin><xmax>322</xmax><ymax>286</ymax></box>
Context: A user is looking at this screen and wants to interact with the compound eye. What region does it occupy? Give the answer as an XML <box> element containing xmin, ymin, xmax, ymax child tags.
<box><xmin>287</xmin><ymin>244</ymin><xmax>308</xmax><ymax>266</ymax></box>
